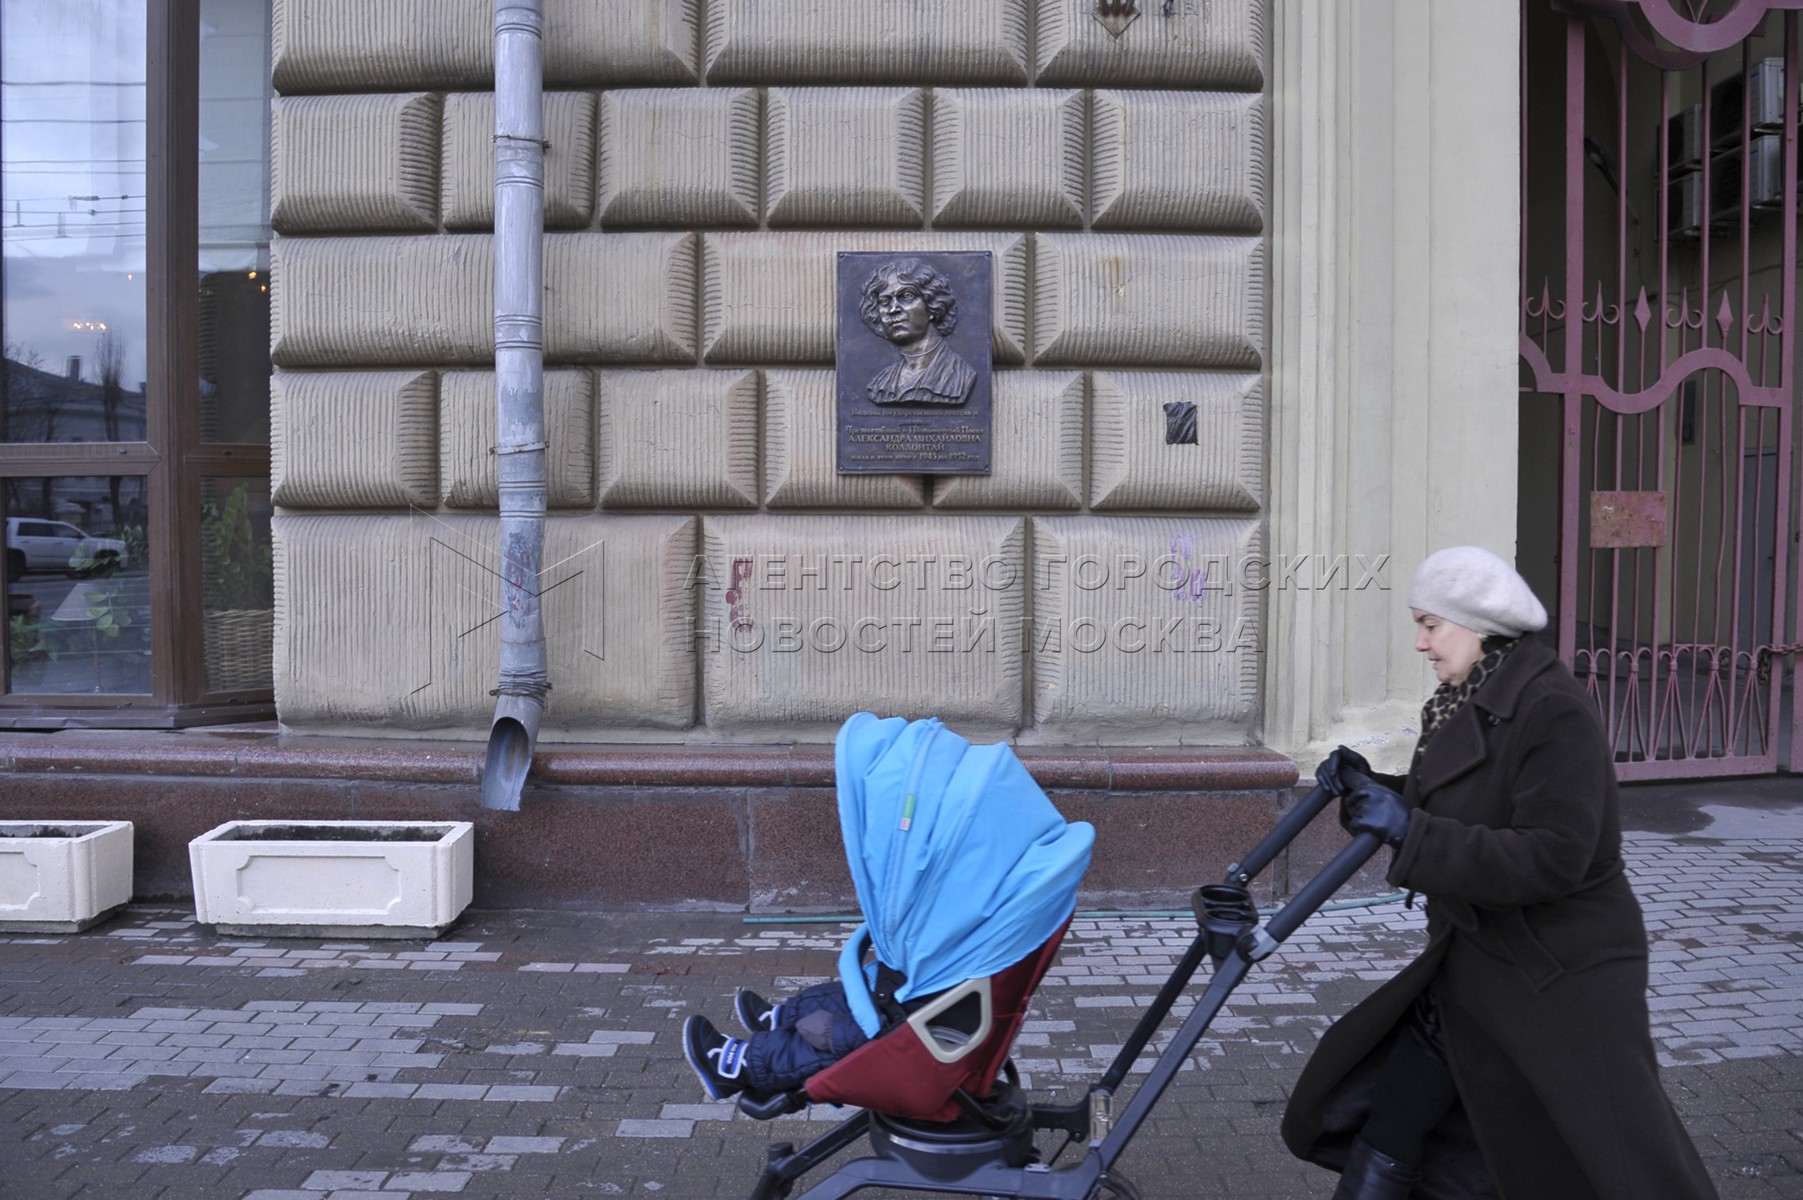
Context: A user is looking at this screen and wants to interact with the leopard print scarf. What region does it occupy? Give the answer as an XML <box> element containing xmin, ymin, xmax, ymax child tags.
<box><xmin>1412</xmin><ymin>638</ymin><xmax>1518</xmax><ymax>770</ymax></box>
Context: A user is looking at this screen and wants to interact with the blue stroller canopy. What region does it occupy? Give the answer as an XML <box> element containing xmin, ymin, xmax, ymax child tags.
<box><xmin>834</xmin><ymin>713</ymin><xmax>1095</xmax><ymax>1037</ymax></box>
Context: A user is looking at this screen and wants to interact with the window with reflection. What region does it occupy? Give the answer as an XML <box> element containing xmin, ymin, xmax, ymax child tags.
<box><xmin>200</xmin><ymin>476</ymin><xmax>272</xmax><ymax>692</ymax></box>
<box><xmin>1</xmin><ymin>1</ymin><xmax>148</xmax><ymax>446</ymax></box>
<box><xmin>0</xmin><ymin>1</ymin><xmax>276</xmax><ymax>724</ymax></box>
<box><xmin>199</xmin><ymin>0</ymin><xmax>270</xmax><ymax>446</ymax></box>
<box><xmin>4</xmin><ymin>475</ymin><xmax>150</xmax><ymax>693</ymax></box>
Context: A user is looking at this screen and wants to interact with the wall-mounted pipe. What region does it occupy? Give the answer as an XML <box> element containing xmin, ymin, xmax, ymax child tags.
<box><xmin>482</xmin><ymin>0</ymin><xmax>547</xmax><ymax>812</ymax></box>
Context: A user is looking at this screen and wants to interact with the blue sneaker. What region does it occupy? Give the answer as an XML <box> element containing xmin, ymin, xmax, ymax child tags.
<box><xmin>683</xmin><ymin>1014</ymin><xmax>748</xmax><ymax>1101</ymax></box>
<box><xmin>733</xmin><ymin>988</ymin><xmax>782</xmax><ymax>1034</ymax></box>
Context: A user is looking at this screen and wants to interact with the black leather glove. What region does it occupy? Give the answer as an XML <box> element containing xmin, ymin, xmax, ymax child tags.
<box><xmin>1314</xmin><ymin>745</ymin><xmax>1371</xmax><ymax>797</ymax></box>
<box><xmin>1340</xmin><ymin>782</ymin><xmax>1411</xmax><ymax>847</ymax></box>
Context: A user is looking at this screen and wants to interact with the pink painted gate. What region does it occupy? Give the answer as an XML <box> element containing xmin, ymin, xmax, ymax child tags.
<box><xmin>1520</xmin><ymin>0</ymin><xmax>1802</xmax><ymax>778</ymax></box>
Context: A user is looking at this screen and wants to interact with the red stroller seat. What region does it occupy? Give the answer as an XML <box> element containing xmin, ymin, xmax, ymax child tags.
<box><xmin>803</xmin><ymin>921</ymin><xmax>1071</xmax><ymax>1123</ymax></box>
<box><xmin>725</xmin><ymin>715</ymin><xmax>1093</xmax><ymax>1128</ymax></box>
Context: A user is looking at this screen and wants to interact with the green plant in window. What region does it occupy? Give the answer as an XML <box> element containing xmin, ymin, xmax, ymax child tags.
<box><xmin>79</xmin><ymin>581</ymin><xmax>132</xmax><ymax>641</ymax></box>
<box><xmin>8</xmin><ymin>613</ymin><xmax>50</xmax><ymax>666</ymax></box>
<box><xmin>201</xmin><ymin>485</ymin><xmax>272</xmax><ymax>612</ymax></box>
<box><xmin>119</xmin><ymin>523</ymin><xmax>148</xmax><ymax>568</ymax></box>
<box><xmin>53</xmin><ymin>574</ymin><xmax>142</xmax><ymax>691</ymax></box>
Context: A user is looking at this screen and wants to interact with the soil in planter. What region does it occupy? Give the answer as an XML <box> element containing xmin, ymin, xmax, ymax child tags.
<box><xmin>0</xmin><ymin>825</ymin><xmax>92</xmax><ymax>839</ymax></box>
<box><xmin>221</xmin><ymin>824</ymin><xmax>448</xmax><ymax>843</ymax></box>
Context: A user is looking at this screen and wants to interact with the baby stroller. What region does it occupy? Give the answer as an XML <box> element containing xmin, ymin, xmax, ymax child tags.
<box><xmin>733</xmin><ymin>714</ymin><xmax>1383</xmax><ymax>1200</ymax></box>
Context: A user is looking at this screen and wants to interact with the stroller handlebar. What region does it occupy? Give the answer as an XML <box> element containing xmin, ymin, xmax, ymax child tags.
<box><xmin>1242</xmin><ymin>765</ymin><xmax>1383</xmax><ymax>956</ymax></box>
<box><xmin>1224</xmin><ymin>763</ymin><xmax>1378</xmax><ymax>887</ymax></box>
<box><xmin>1249</xmin><ymin>824</ymin><xmax>1385</xmax><ymax>957</ymax></box>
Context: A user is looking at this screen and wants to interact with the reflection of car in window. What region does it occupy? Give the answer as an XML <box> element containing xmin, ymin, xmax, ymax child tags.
<box><xmin>4</xmin><ymin>517</ymin><xmax>129</xmax><ymax>578</ymax></box>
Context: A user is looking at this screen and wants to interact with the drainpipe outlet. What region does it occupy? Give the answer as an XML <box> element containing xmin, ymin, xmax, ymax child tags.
<box><xmin>482</xmin><ymin>693</ymin><xmax>543</xmax><ymax>812</ymax></box>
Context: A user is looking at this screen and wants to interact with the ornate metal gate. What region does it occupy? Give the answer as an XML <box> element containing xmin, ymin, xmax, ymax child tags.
<box><xmin>1520</xmin><ymin>0</ymin><xmax>1801</xmax><ymax>778</ymax></box>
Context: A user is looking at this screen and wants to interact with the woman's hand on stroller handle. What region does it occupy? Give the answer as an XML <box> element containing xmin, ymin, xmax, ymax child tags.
<box><xmin>1315</xmin><ymin>745</ymin><xmax>1372</xmax><ymax>796</ymax></box>
<box><xmin>1339</xmin><ymin>780</ymin><xmax>1409</xmax><ymax>848</ymax></box>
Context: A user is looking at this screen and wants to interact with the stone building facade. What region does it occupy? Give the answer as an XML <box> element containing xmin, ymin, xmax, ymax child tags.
<box><xmin>0</xmin><ymin>0</ymin><xmax>1520</xmax><ymax>909</ymax></box>
<box><xmin>268</xmin><ymin>0</ymin><xmax>1272</xmax><ymax>748</ymax></box>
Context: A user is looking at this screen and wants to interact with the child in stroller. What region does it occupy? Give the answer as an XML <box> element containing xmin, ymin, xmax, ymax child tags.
<box><xmin>680</xmin><ymin>712</ymin><xmax>1094</xmax><ymax>1108</ymax></box>
<box><xmin>683</xmin><ymin>983</ymin><xmax>867</xmax><ymax>1100</ymax></box>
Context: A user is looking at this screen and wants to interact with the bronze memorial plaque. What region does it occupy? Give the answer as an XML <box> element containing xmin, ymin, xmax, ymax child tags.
<box><xmin>836</xmin><ymin>250</ymin><xmax>993</xmax><ymax>475</ymax></box>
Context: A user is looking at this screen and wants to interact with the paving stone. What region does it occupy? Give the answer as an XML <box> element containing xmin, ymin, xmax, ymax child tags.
<box><xmin>303</xmin><ymin>1168</ymin><xmax>390</xmax><ymax>1189</ymax></box>
<box><xmin>386</xmin><ymin>1171</ymin><xmax>472</xmax><ymax>1191</ymax></box>
<box><xmin>0</xmin><ymin>789</ymin><xmax>1797</xmax><ymax>1198</ymax></box>
<box><xmin>482</xmin><ymin>1135</ymin><xmax>563</xmax><ymax>1153</ymax></box>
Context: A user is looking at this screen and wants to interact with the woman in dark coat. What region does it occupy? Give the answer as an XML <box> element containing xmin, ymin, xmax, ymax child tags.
<box><xmin>1282</xmin><ymin>546</ymin><xmax>1718</xmax><ymax>1200</ymax></box>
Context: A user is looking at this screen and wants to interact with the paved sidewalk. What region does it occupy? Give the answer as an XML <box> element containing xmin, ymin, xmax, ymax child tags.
<box><xmin>1</xmin><ymin>788</ymin><xmax>1800</xmax><ymax>1200</ymax></box>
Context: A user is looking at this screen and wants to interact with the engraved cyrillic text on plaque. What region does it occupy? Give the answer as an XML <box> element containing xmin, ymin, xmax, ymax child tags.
<box><xmin>836</xmin><ymin>251</ymin><xmax>993</xmax><ymax>475</ymax></box>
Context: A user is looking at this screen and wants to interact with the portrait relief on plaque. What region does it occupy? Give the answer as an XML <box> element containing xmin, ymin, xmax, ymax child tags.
<box><xmin>858</xmin><ymin>259</ymin><xmax>978</xmax><ymax>406</ymax></box>
<box><xmin>836</xmin><ymin>251</ymin><xmax>993</xmax><ymax>475</ymax></box>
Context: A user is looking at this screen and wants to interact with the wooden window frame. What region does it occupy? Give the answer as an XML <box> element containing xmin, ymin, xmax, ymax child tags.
<box><xmin>0</xmin><ymin>0</ymin><xmax>273</xmax><ymax>727</ymax></box>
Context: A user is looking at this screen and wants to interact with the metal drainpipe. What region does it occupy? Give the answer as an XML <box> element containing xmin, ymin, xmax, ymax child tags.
<box><xmin>481</xmin><ymin>0</ymin><xmax>547</xmax><ymax>811</ymax></box>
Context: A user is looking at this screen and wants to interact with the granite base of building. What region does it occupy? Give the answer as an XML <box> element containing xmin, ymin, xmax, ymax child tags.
<box><xmin>0</xmin><ymin>731</ymin><xmax>1389</xmax><ymax>912</ymax></box>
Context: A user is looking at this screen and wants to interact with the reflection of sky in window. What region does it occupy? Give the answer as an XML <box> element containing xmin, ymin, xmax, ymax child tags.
<box><xmin>1</xmin><ymin>1</ymin><xmax>270</xmax><ymax>397</ymax></box>
<box><xmin>2</xmin><ymin>1</ymin><xmax>148</xmax><ymax>389</ymax></box>
<box><xmin>199</xmin><ymin>0</ymin><xmax>273</xmax><ymax>275</ymax></box>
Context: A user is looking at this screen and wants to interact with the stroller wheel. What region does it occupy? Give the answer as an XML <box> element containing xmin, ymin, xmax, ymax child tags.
<box><xmin>1089</xmin><ymin>1171</ymin><xmax>1145</xmax><ymax>1200</ymax></box>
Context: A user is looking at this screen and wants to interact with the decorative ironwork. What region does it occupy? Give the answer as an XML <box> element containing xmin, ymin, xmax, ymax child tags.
<box><xmin>1520</xmin><ymin>0</ymin><xmax>1801</xmax><ymax>778</ymax></box>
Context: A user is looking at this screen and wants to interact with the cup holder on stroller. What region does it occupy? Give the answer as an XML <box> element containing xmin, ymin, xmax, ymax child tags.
<box><xmin>1193</xmin><ymin>883</ymin><xmax>1257</xmax><ymax>966</ymax></box>
<box><xmin>867</xmin><ymin>1078</ymin><xmax>1036</xmax><ymax>1182</ymax></box>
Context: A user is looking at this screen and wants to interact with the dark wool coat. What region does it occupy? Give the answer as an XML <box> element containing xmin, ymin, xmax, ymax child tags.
<box><xmin>1281</xmin><ymin>640</ymin><xmax>1718</xmax><ymax>1200</ymax></box>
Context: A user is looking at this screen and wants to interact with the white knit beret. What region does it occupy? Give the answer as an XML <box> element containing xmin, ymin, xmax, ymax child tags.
<box><xmin>1407</xmin><ymin>547</ymin><xmax>1548</xmax><ymax>638</ymax></box>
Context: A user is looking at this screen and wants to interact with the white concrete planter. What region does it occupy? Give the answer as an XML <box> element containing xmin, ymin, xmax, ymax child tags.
<box><xmin>0</xmin><ymin>820</ymin><xmax>134</xmax><ymax>932</ymax></box>
<box><xmin>189</xmin><ymin>820</ymin><xmax>474</xmax><ymax>938</ymax></box>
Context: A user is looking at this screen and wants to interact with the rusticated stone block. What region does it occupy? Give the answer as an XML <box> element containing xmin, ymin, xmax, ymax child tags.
<box><xmin>273</xmin><ymin>0</ymin><xmax>697</xmax><ymax>91</ymax></box>
<box><xmin>276</xmin><ymin>513</ymin><xmax>697</xmax><ymax>734</ymax></box>
<box><xmin>763</xmin><ymin>370</ymin><xmax>924</xmax><ymax>509</ymax></box>
<box><xmin>1035</xmin><ymin>0</ymin><xmax>1265</xmax><ymax>89</ymax></box>
<box><xmin>1027</xmin><ymin>516</ymin><xmax>1263</xmax><ymax>740</ymax></box>
<box><xmin>598</xmin><ymin>89</ymin><xmax>759</xmax><ymax>227</ymax></box>
<box><xmin>931</xmin><ymin>372</ymin><xmax>1083</xmax><ymax>510</ymax></box>
<box><xmin>545</xmin><ymin>233</ymin><xmax>698</xmax><ymax>362</ymax></box>
<box><xmin>271</xmin><ymin>93</ymin><xmax>441</xmax><ymax>233</ymax></box>
<box><xmin>442</xmin><ymin>91</ymin><xmax>598</xmax><ymax>230</ymax></box>
<box><xmin>697</xmin><ymin>515</ymin><xmax>1027</xmax><ymax>734</ymax></box>
<box><xmin>766</xmin><ymin>88</ymin><xmax>924</xmax><ymax>227</ymax></box>
<box><xmin>272</xmin><ymin>236</ymin><xmax>491</xmax><ymax>365</ymax></box>
<box><xmin>701</xmin><ymin>232</ymin><xmax>1028</xmax><ymax>364</ymax></box>
<box><xmin>439</xmin><ymin>369</ymin><xmax>595</xmax><ymax>509</ymax></box>
<box><xmin>271</xmin><ymin>233</ymin><xmax>696</xmax><ymax>366</ymax></box>
<box><xmin>1033</xmin><ymin>233</ymin><xmax>1264</xmax><ymax>367</ymax></box>
<box><xmin>703</xmin><ymin>0</ymin><xmax>1029</xmax><ymax>85</ymax></box>
<box><xmin>271</xmin><ymin>370</ymin><xmax>438</xmax><ymax>509</ymax></box>
<box><xmin>1092</xmin><ymin>91</ymin><xmax>1266</xmax><ymax>232</ymax></box>
<box><xmin>1089</xmin><ymin>372</ymin><xmax>1263</xmax><ymax>511</ymax></box>
<box><xmin>597</xmin><ymin>369</ymin><xmax>760</xmax><ymax>509</ymax></box>
<box><xmin>932</xmin><ymin>89</ymin><xmax>1083</xmax><ymax>228</ymax></box>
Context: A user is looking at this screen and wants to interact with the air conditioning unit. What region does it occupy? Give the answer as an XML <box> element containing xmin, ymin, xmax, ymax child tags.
<box><xmin>1668</xmin><ymin>103</ymin><xmax>1704</xmax><ymax>172</ymax></box>
<box><xmin>1668</xmin><ymin>171</ymin><xmax>1703</xmax><ymax>236</ymax></box>
<box><xmin>1710</xmin><ymin>57</ymin><xmax>1787</xmax><ymax>150</ymax></box>
<box><xmin>1748</xmin><ymin>57</ymin><xmax>1787</xmax><ymax>131</ymax></box>
<box><xmin>1666</xmin><ymin>157</ymin><xmax>1744</xmax><ymax>236</ymax></box>
<box><xmin>1748</xmin><ymin>133</ymin><xmax>1783</xmax><ymax>208</ymax></box>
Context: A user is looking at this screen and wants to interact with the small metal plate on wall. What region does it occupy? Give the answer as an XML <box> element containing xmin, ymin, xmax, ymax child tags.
<box><xmin>1590</xmin><ymin>490</ymin><xmax>1668</xmax><ymax>549</ymax></box>
<box><xmin>1094</xmin><ymin>0</ymin><xmax>1139</xmax><ymax>38</ymax></box>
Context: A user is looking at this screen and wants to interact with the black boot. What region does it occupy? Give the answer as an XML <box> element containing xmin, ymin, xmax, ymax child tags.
<box><xmin>1331</xmin><ymin>1137</ymin><xmax>1421</xmax><ymax>1200</ymax></box>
